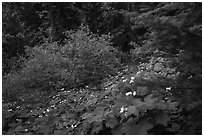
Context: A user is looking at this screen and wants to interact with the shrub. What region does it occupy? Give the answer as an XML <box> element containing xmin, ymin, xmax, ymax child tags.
<box><xmin>2</xmin><ymin>29</ymin><xmax>121</xmax><ymax>103</ymax></box>
<box><xmin>63</xmin><ymin>29</ymin><xmax>121</xmax><ymax>86</ymax></box>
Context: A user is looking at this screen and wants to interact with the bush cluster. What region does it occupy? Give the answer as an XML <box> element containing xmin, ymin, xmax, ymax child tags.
<box><xmin>3</xmin><ymin>29</ymin><xmax>121</xmax><ymax>103</ymax></box>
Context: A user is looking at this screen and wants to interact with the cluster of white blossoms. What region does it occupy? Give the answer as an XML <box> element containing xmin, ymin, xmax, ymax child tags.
<box><xmin>125</xmin><ymin>91</ymin><xmax>137</xmax><ymax>96</ymax></box>
<box><xmin>120</xmin><ymin>106</ymin><xmax>128</xmax><ymax>113</ymax></box>
<box><xmin>129</xmin><ymin>76</ymin><xmax>135</xmax><ymax>83</ymax></box>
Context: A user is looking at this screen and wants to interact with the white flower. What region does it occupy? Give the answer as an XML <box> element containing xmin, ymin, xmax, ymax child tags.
<box><xmin>122</xmin><ymin>79</ymin><xmax>128</xmax><ymax>82</ymax></box>
<box><xmin>129</xmin><ymin>78</ymin><xmax>134</xmax><ymax>83</ymax></box>
<box><xmin>71</xmin><ymin>124</ymin><xmax>77</xmax><ymax>129</ymax></box>
<box><xmin>133</xmin><ymin>91</ymin><xmax>137</xmax><ymax>96</ymax></box>
<box><xmin>166</xmin><ymin>87</ymin><xmax>171</xmax><ymax>90</ymax></box>
<box><xmin>129</xmin><ymin>80</ymin><xmax>133</xmax><ymax>83</ymax></box>
<box><xmin>126</xmin><ymin>92</ymin><xmax>132</xmax><ymax>96</ymax></box>
<box><xmin>131</xmin><ymin>76</ymin><xmax>135</xmax><ymax>80</ymax></box>
<box><xmin>8</xmin><ymin>109</ymin><xmax>13</xmax><ymax>112</ymax></box>
<box><xmin>188</xmin><ymin>75</ymin><xmax>193</xmax><ymax>79</ymax></box>
<box><xmin>120</xmin><ymin>107</ymin><xmax>125</xmax><ymax>113</ymax></box>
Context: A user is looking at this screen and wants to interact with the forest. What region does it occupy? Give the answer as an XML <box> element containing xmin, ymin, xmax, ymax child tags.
<box><xmin>2</xmin><ymin>2</ymin><xmax>202</xmax><ymax>135</ymax></box>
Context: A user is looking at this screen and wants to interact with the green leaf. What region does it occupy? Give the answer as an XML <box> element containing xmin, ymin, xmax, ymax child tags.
<box><xmin>144</xmin><ymin>94</ymin><xmax>156</xmax><ymax>103</ymax></box>
<box><xmin>132</xmin><ymin>98</ymin><xmax>143</xmax><ymax>106</ymax></box>
<box><xmin>111</xmin><ymin>125</ymin><xmax>123</xmax><ymax>135</ymax></box>
<box><xmin>143</xmin><ymin>94</ymin><xmax>157</xmax><ymax>109</ymax></box>
<box><xmin>105</xmin><ymin>117</ymin><xmax>118</xmax><ymax>128</ymax></box>
<box><xmin>67</xmin><ymin>119</ymin><xmax>77</xmax><ymax>125</ymax></box>
<box><xmin>91</xmin><ymin>121</ymin><xmax>103</xmax><ymax>134</ymax></box>
<box><xmin>167</xmin><ymin>122</ymin><xmax>180</xmax><ymax>132</ymax></box>
<box><xmin>155</xmin><ymin>112</ymin><xmax>170</xmax><ymax>126</ymax></box>
<box><xmin>138</xmin><ymin>104</ymin><xmax>149</xmax><ymax>114</ymax></box>
<box><xmin>167</xmin><ymin>101</ymin><xmax>179</xmax><ymax>111</ymax></box>
<box><xmin>126</xmin><ymin>106</ymin><xmax>139</xmax><ymax>117</ymax></box>
<box><xmin>154</xmin><ymin>63</ymin><xmax>163</xmax><ymax>72</ymax></box>
<box><xmin>155</xmin><ymin>101</ymin><xmax>167</xmax><ymax>110</ymax></box>
<box><xmin>127</xmin><ymin>120</ymin><xmax>153</xmax><ymax>135</ymax></box>
<box><xmin>61</xmin><ymin>114</ymin><xmax>67</xmax><ymax>121</ymax></box>
<box><xmin>136</xmin><ymin>86</ymin><xmax>149</xmax><ymax>96</ymax></box>
<box><xmin>62</xmin><ymin>122</ymin><xmax>69</xmax><ymax>127</ymax></box>
<box><xmin>29</xmin><ymin>109</ymin><xmax>45</xmax><ymax>116</ymax></box>
<box><xmin>112</xmin><ymin>118</ymin><xmax>135</xmax><ymax>135</ymax></box>
<box><xmin>35</xmin><ymin>117</ymin><xmax>48</xmax><ymax>123</ymax></box>
<box><xmin>81</xmin><ymin>112</ymin><xmax>92</xmax><ymax>120</ymax></box>
<box><xmin>90</xmin><ymin>113</ymin><xmax>104</xmax><ymax>123</ymax></box>
<box><xmin>53</xmin><ymin>130</ymin><xmax>66</xmax><ymax>135</ymax></box>
<box><xmin>132</xmin><ymin>98</ymin><xmax>149</xmax><ymax>114</ymax></box>
<box><xmin>85</xmin><ymin>98</ymin><xmax>98</xmax><ymax>107</ymax></box>
<box><xmin>116</xmin><ymin>95</ymin><xmax>132</xmax><ymax>107</ymax></box>
<box><xmin>81</xmin><ymin>108</ymin><xmax>104</xmax><ymax>123</ymax></box>
<box><xmin>8</xmin><ymin>122</ymin><xmax>17</xmax><ymax>128</ymax></box>
<box><xmin>56</xmin><ymin>121</ymin><xmax>64</xmax><ymax>129</ymax></box>
<box><xmin>31</xmin><ymin>125</ymin><xmax>40</xmax><ymax>131</ymax></box>
<box><xmin>15</xmin><ymin>126</ymin><xmax>25</xmax><ymax>132</ymax></box>
<box><xmin>49</xmin><ymin>99</ymin><xmax>60</xmax><ymax>105</ymax></box>
<box><xmin>41</xmin><ymin>126</ymin><xmax>52</xmax><ymax>135</ymax></box>
<box><xmin>112</xmin><ymin>118</ymin><xmax>153</xmax><ymax>135</ymax></box>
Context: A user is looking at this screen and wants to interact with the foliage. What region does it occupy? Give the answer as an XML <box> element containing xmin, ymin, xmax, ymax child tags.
<box><xmin>2</xmin><ymin>2</ymin><xmax>84</xmax><ymax>74</ymax></box>
<box><xmin>3</xmin><ymin>66</ymin><xmax>193</xmax><ymax>135</ymax></box>
<box><xmin>3</xmin><ymin>56</ymin><xmax>201</xmax><ymax>134</ymax></box>
<box><xmin>129</xmin><ymin>2</ymin><xmax>202</xmax><ymax>134</ymax></box>
<box><xmin>2</xmin><ymin>2</ymin><xmax>202</xmax><ymax>135</ymax></box>
<box><xmin>3</xmin><ymin>29</ymin><xmax>120</xmax><ymax>103</ymax></box>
